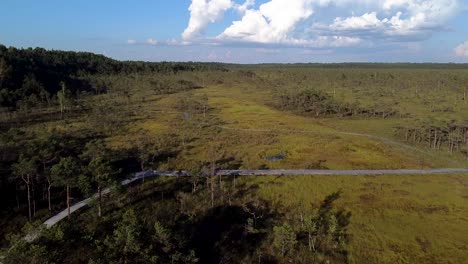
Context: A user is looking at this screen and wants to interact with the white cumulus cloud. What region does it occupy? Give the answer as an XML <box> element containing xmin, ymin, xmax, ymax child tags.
<box><xmin>182</xmin><ymin>0</ymin><xmax>234</xmax><ymax>40</ymax></box>
<box><xmin>329</xmin><ymin>12</ymin><xmax>384</xmax><ymax>31</ymax></box>
<box><xmin>146</xmin><ymin>38</ymin><xmax>158</xmax><ymax>45</ymax></box>
<box><xmin>181</xmin><ymin>0</ymin><xmax>461</xmax><ymax>48</ymax></box>
<box><xmin>219</xmin><ymin>0</ymin><xmax>315</xmax><ymax>44</ymax></box>
<box><xmin>321</xmin><ymin>0</ymin><xmax>460</xmax><ymax>40</ymax></box>
<box><xmin>455</xmin><ymin>41</ymin><xmax>468</xmax><ymax>57</ymax></box>
<box><xmin>127</xmin><ymin>39</ymin><xmax>137</xmax><ymax>45</ymax></box>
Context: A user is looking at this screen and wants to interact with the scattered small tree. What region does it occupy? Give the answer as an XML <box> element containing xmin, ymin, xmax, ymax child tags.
<box><xmin>51</xmin><ymin>157</ymin><xmax>81</xmax><ymax>219</ymax></box>
<box><xmin>273</xmin><ymin>223</ymin><xmax>297</xmax><ymax>258</ymax></box>
<box><xmin>300</xmin><ymin>191</ymin><xmax>351</xmax><ymax>259</ymax></box>
<box><xmin>35</xmin><ymin>134</ymin><xmax>61</xmax><ymax>211</ymax></box>
<box><xmin>56</xmin><ymin>81</ymin><xmax>73</xmax><ymax>119</ymax></box>
<box><xmin>88</xmin><ymin>157</ymin><xmax>118</xmax><ymax>217</ymax></box>
<box><xmin>102</xmin><ymin>209</ymin><xmax>144</xmax><ymax>263</ymax></box>
<box><xmin>12</xmin><ymin>156</ymin><xmax>37</xmax><ymax>221</ymax></box>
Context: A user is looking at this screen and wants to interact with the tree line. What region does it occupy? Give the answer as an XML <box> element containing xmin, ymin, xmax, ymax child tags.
<box><xmin>0</xmin><ymin>127</ymin><xmax>182</xmax><ymax>227</ymax></box>
<box><xmin>6</xmin><ymin>132</ymin><xmax>118</xmax><ymax>221</ymax></box>
<box><xmin>0</xmin><ymin>44</ymin><xmax>227</xmax><ymax>109</ymax></box>
<box><xmin>273</xmin><ymin>88</ymin><xmax>398</xmax><ymax>118</ymax></box>
<box><xmin>395</xmin><ymin>120</ymin><xmax>468</xmax><ymax>158</ymax></box>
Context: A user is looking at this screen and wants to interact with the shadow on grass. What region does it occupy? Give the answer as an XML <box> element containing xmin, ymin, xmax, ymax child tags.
<box><xmin>189</xmin><ymin>204</ymin><xmax>274</xmax><ymax>264</ymax></box>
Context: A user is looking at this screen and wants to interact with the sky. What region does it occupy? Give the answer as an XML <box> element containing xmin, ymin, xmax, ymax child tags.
<box><xmin>1</xmin><ymin>0</ymin><xmax>468</xmax><ymax>63</ymax></box>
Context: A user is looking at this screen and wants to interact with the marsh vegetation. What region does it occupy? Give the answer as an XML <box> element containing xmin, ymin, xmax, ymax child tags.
<box><xmin>1</xmin><ymin>46</ymin><xmax>467</xmax><ymax>263</ymax></box>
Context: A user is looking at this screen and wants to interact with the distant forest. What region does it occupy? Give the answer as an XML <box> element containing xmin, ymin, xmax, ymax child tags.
<box><xmin>238</xmin><ymin>63</ymin><xmax>468</xmax><ymax>69</ymax></box>
<box><xmin>0</xmin><ymin>44</ymin><xmax>227</xmax><ymax>109</ymax></box>
<box><xmin>3</xmin><ymin>44</ymin><xmax>468</xmax><ymax>110</ymax></box>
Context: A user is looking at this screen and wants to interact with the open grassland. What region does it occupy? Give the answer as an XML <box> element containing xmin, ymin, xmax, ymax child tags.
<box><xmin>21</xmin><ymin>86</ymin><xmax>435</xmax><ymax>169</ymax></box>
<box><xmin>236</xmin><ymin>174</ymin><xmax>468</xmax><ymax>263</ymax></box>
<box><xmin>18</xmin><ymin>67</ymin><xmax>467</xmax><ymax>169</ymax></box>
<box><xmin>70</xmin><ymin>80</ymin><xmax>463</xmax><ymax>170</ymax></box>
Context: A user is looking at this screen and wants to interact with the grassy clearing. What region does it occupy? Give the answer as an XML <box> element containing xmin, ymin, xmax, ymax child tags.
<box><xmin>234</xmin><ymin>173</ymin><xmax>468</xmax><ymax>263</ymax></box>
<box><xmin>54</xmin><ymin>81</ymin><xmax>455</xmax><ymax>170</ymax></box>
<box><xmin>162</xmin><ymin>85</ymin><xmax>454</xmax><ymax>169</ymax></box>
<box><xmin>21</xmin><ymin>74</ymin><xmax>463</xmax><ymax>169</ymax></box>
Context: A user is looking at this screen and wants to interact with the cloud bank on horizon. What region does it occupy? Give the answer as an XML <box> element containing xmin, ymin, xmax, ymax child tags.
<box><xmin>455</xmin><ymin>41</ymin><xmax>468</xmax><ymax>57</ymax></box>
<box><xmin>180</xmin><ymin>0</ymin><xmax>465</xmax><ymax>52</ymax></box>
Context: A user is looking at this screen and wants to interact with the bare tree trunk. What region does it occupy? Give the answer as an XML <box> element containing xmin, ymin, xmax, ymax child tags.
<box><xmin>32</xmin><ymin>179</ymin><xmax>36</xmax><ymax>217</ymax></box>
<box><xmin>465</xmin><ymin>132</ymin><xmax>468</xmax><ymax>160</ymax></box>
<box><xmin>26</xmin><ymin>182</ymin><xmax>31</xmax><ymax>221</ymax></box>
<box><xmin>211</xmin><ymin>158</ymin><xmax>216</xmax><ymax>207</ymax></box>
<box><xmin>15</xmin><ymin>183</ymin><xmax>20</xmax><ymax>210</ymax></box>
<box><xmin>191</xmin><ymin>179</ymin><xmax>197</xmax><ymax>193</ymax></box>
<box><xmin>98</xmin><ymin>185</ymin><xmax>102</xmax><ymax>218</ymax></box>
<box><xmin>211</xmin><ymin>160</ymin><xmax>215</xmax><ymax>178</ymax></box>
<box><xmin>67</xmin><ymin>184</ymin><xmax>71</xmax><ymax>219</ymax></box>
<box><xmin>219</xmin><ymin>174</ymin><xmax>223</xmax><ymax>203</ymax></box>
<box><xmin>47</xmin><ymin>178</ymin><xmax>52</xmax><ymax>211</ymax></box>
<box><xmin>22</xmin><ymin>175</ymin><xmax>32</xmax><ymax>221</ymax></box>
<box><xmin>210</xmin><ymin>176</ymin><xmax>215</xmax><ymax>207</ymax></box>
<box><xmin>300</xmin><ymin>213</ymin><xmax>304</xmax><ymax>229</ymax></box>
<box><xmin>464</xmin><ymin>87</ymin><xmax>466</xmax><ymax>103</ymax></box>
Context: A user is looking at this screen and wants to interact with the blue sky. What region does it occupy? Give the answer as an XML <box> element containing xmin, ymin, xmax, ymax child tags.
<box><xmin>1</xmin><ymin>0</ymin><xmax>468</xmax><ymax>63</ymax></box>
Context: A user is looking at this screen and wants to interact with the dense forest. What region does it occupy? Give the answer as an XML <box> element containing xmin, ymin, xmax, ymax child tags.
<box><xmin>1</xmin><ymin>45</ymin><xmax>467</xmax><ymax>263</ymax></box>
<box><xmin>0</xmin><ymin>44</ymin><xmax>226</xmax><ymax>109</ymax></box>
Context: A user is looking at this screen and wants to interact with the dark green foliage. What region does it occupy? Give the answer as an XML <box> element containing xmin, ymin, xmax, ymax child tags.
<box><xmin>2</xmin><ymin>166</ymin><xmax>350</xmax><ymax>264</ymax></box>
<box><xmin>2</xmin><ymin>234</ymin><xmax>51</xmax><ymax>264</ymax></box>
<box><xmin>133</xmin><ymin>130</ymin><xmax>181</xmax><ymax>171</ymax></box>
<box><xmin>88</xmin><ymin>198</ymin><xmax>202</xmax><ymax>263</ymax></box>
<box><xmin>312</xmin><ymin>191</ymin><xmax>351</xmax><ymax>256</ymax></box>
<box><xmin>263</xmin><ymin>192</ymin><xmax>352</xmax><ymax>263</ymax></box>
<box><xmin>97</xmin><ymin>209</ymin><xmax>152</xmax><ymax>263</ymax></box>
<box><xmin>12</xmin><ymin>155</ymin><xmax>37</xmax><ymax>221</ymax></box>
<box><xmin>50</xmin><ymin>157</ymin><xmax>81</xmax><ymax>188</ymax></box>
<box><xmin>273</xmin><ymin>223</ymin><xmax>297</xmax><ymax>257</ymax></box>
<box><xmin>0</xmin><ymin>44</ymin><xmax>227</xmax><ymax>108</ymax></box>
